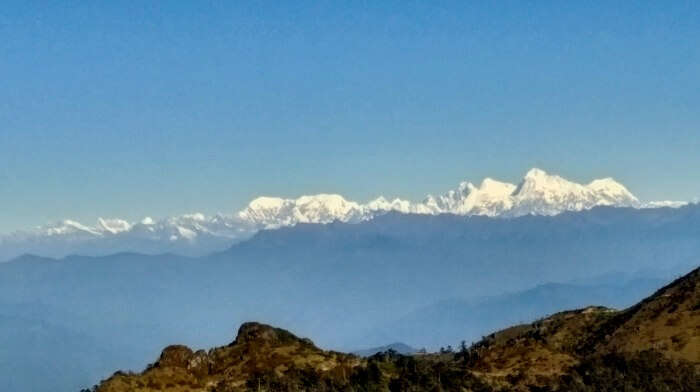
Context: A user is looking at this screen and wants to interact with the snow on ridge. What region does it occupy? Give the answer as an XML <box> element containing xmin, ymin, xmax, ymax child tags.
<box><xmin>97</xmin><ymin>218</ymin><xmax>132</xmax><ymax>234</ymax></box>
<box><xmin>44</xmin><ymin>220</ymin><xmax>104</xmax><ymax>237</ymax></box>
<box><xmin>642</xmin><ymin>200</ymin><xmax>688</xmax><ymax>208</ymax></box>
<box><xmin>221</xmin><ymin>168</ymin><xmax>654</xmax><ymax>228</ymax></box>
<box><xmin>8</xmin><ymin>168</ymin><xmax>672</xmax><ymax>237</ymax></box>
<box><xmin>0</xmin><ymin>168</ymin><xmax>687</xmax><ymax>261</ymax></box>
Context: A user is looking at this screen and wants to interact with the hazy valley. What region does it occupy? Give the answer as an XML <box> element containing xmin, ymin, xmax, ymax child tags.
<box><xmin>94</xmin><ymin>266</ymin><xmax>700</xmax><ymax>391</ymax></box>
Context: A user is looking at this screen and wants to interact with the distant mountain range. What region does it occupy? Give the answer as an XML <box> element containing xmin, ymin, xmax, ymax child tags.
<box><xmin>351</xmin><ymin>342</ymin><xmax>419</xmax><ymax>357</ymax></box>
<box><xmin>0</xmin><ymin>168</ymin><xmax>687</xmax><ymax>261</ymax></box>
<box><xmin>1</xmin><ymin>205</ymin><xmax>699</xmax><ymax>391</ymax></box>
<box><xmin>355</xmin><ymin>278</ymin><xmax>666</xmax><ymax>350</ymax></box>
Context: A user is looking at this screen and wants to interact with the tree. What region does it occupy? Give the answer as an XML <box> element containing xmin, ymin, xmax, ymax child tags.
<box><xmin>457</xmin><ymin>340</ymin><xmax>469</xmax><ymax>363</ymax></box>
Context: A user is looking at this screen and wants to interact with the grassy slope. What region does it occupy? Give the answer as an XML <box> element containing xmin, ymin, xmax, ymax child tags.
<box><xmin>95</xmin><ymin>268</ymin><xmax>699</xmax><ymax>392</ymax></box>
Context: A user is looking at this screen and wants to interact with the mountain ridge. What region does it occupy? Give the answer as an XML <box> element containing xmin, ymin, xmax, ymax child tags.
<box><xmin>0</xmin><ymin>168</ymin><xmax>687</xmax><ymax>262</ymax></box>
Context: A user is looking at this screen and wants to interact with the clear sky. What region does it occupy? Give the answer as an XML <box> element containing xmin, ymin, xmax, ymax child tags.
<box><xmin>1</xmin><ymin>1</ymin><xmax>699</xmax><ymax>232</ymax></box>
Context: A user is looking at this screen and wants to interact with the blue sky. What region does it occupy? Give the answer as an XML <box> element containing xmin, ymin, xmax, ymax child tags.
<box><xmin>1</xmin><ymin>1</ymin><xmax>699</xmax><ymax>232</ymax></box>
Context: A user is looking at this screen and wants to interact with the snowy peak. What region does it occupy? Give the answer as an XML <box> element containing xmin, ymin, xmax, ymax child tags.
<box><xmin>424</xmin><ymin>178</ymin><xmax>518</xmax><ymax>216</ymax></box>
<box><xmin>411</xmin><ymin>168</ymin><xmax>642</xmax><ymax>218</ymax></box>
<box><xmin>235</xmin><ymin>168</ymin><xmax>644</xmax><ymax>225</ymax></box>
<box><xmin>587</xmin><ymin>178</ymin><xmax>639</xmax><ymax>204</ymax></box>
<box><xmin>237</xmin><ymin>197</ymin><xmax>295</xmax><ymax>227</ymax></box>
<box><xmin>505</xmin><ymin>169</ymin><xmax>640</xmax><ymax>216</ymax></box>
<box><xmin>238</xmin><ymin>194</ymin><xmax>365</xmax><ymax>228</ymax></box>
<box><xmin>0</xmin><ymin>168</ymin><xmax>684</xmax><ymax>261</ymax></box>
<box><xmin>514</xmin><ymin>168</ymin><xmax>591</xmax><ymax>200</ymax></box>
<box><xmin>294</xmin><ymin>194</ymin><xmax>363</xmax><ymax>223</ymax></box>
<box><xmin>479</xmin><ymin>177</ymin><xmax>517</xmax><ymax>194</ymax></box>
<box><xmin>42</xmin><ymin>220</ymin><xmax>102</xmax><ymax>237</ymax></box>
<box><xmin>97</xmin><ymin>218</ymin><xmax>132</xmax><ymax>234</ymax></box>
<box><xmin>466</xmin><ymin>178</ymin><xmax>518</xmax><ymax>209</ymax></box>
<box><xmin>524</xmin><ymin>167</ymin><xmax>549</xmax><ymax>180</ymax></box>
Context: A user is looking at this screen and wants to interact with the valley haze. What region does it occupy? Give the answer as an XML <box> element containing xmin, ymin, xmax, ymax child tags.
<box><xmin>1</xmin><ymin>202</ymin><xmax>699</xmax><ymax>391</ymax></box>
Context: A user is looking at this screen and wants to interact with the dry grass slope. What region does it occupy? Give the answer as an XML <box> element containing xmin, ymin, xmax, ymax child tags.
<box><xmin>93</xmin><ymin>267</ymin><xmax>700</xmax><ymax>392</ymax></box>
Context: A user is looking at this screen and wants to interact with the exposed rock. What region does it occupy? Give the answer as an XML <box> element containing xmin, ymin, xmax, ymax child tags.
<box><xmin>233</xmin><ymin>322</ymin><xmax>311</xmax><ymax>347</ymax></box>
<box><xmin>187</xmin><ymin>350</ymin><xmax>212</xmax><ymax>378</ymax></box>
<box><xmin>156</xmin><ymin>345</ymin><xmax>193</xmax><ymax>368</ymax></box>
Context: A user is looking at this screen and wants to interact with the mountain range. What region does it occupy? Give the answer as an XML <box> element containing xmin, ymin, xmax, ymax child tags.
<box><xmin>2</xmin><ymin>205</ymin><xmax>699</xmax><ymax>391</ymax></box>
<box><xmin>0</xmin><ymin>168</ymin><xmax>686</xmax><ymax>261</ymax></box>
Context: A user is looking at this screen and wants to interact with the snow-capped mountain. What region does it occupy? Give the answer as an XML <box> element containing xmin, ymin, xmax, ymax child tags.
<box><xmin>237</xmin><ymin>194</ymin><xmax>367</xmax><ymax>228</ymax></box>
<box><xmin>238</xmin><ymin>168</ymin><xmax>641</xmax><ymax>224</ymax></box>
<box><xmin>0</xmin><ymin>213</ymin><xmax>259</xmax><ymax>262</ymax></box>
<box><xmin>0</xmin><ymin>168</ymin><xmax>686</xmax><ymax>261</ymax></box>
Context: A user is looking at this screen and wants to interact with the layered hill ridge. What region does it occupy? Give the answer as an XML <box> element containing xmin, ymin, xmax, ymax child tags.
<box><xmin>2</xmin><ymin>168</ymin><xmax>682</xmax><ymax>262</ymax></box>
<box><xmin>93</xmin><ymin>267</ymin><xmax>699</xmax><ymax>392</ymax></box>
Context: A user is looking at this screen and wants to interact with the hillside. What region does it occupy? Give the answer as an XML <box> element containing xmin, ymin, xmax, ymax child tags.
<box><xmin>467</xmin><ymin>267</ymin><xmax>699</xmax><ymax>390</ymax></box>
<box><xmin>93</xmin><ymin>267</ymin><xmax>699</xmax><ymax>392</ymax></box>
<box><xmin>96</xmin><ymin>322</ymin><xmax>361</xmax><ymax>392</ymax></box>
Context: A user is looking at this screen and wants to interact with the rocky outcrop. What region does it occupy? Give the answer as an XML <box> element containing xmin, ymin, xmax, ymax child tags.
<box><xmin>156</xmin><ymin>345</ymin><xmax>194</xmax><ymax>368</ymax></box>
<box><xmin>233</xmin><ymin>322</ymin><xmax>310</xmax><ymax>347</ymax></box>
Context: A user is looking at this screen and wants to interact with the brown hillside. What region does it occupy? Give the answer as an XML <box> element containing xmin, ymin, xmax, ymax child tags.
<box><xmin>467</xmin><ymin>306</ymin><xmax>618</xmax><ymax>390</ymax></box>
<box><xmin>595</xmin><ymin>267</ymin><xmax>700</xmax><ymax>364</ymax></box>
<box><xmin>93</xmin><ymin>267</ymin><xmax>700</xmax><ymax>392</ymax></box>
<box><xmin>96</xmin><ymin>322</ymin><xmax>361</xmax><ymax>392</ymax></box>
